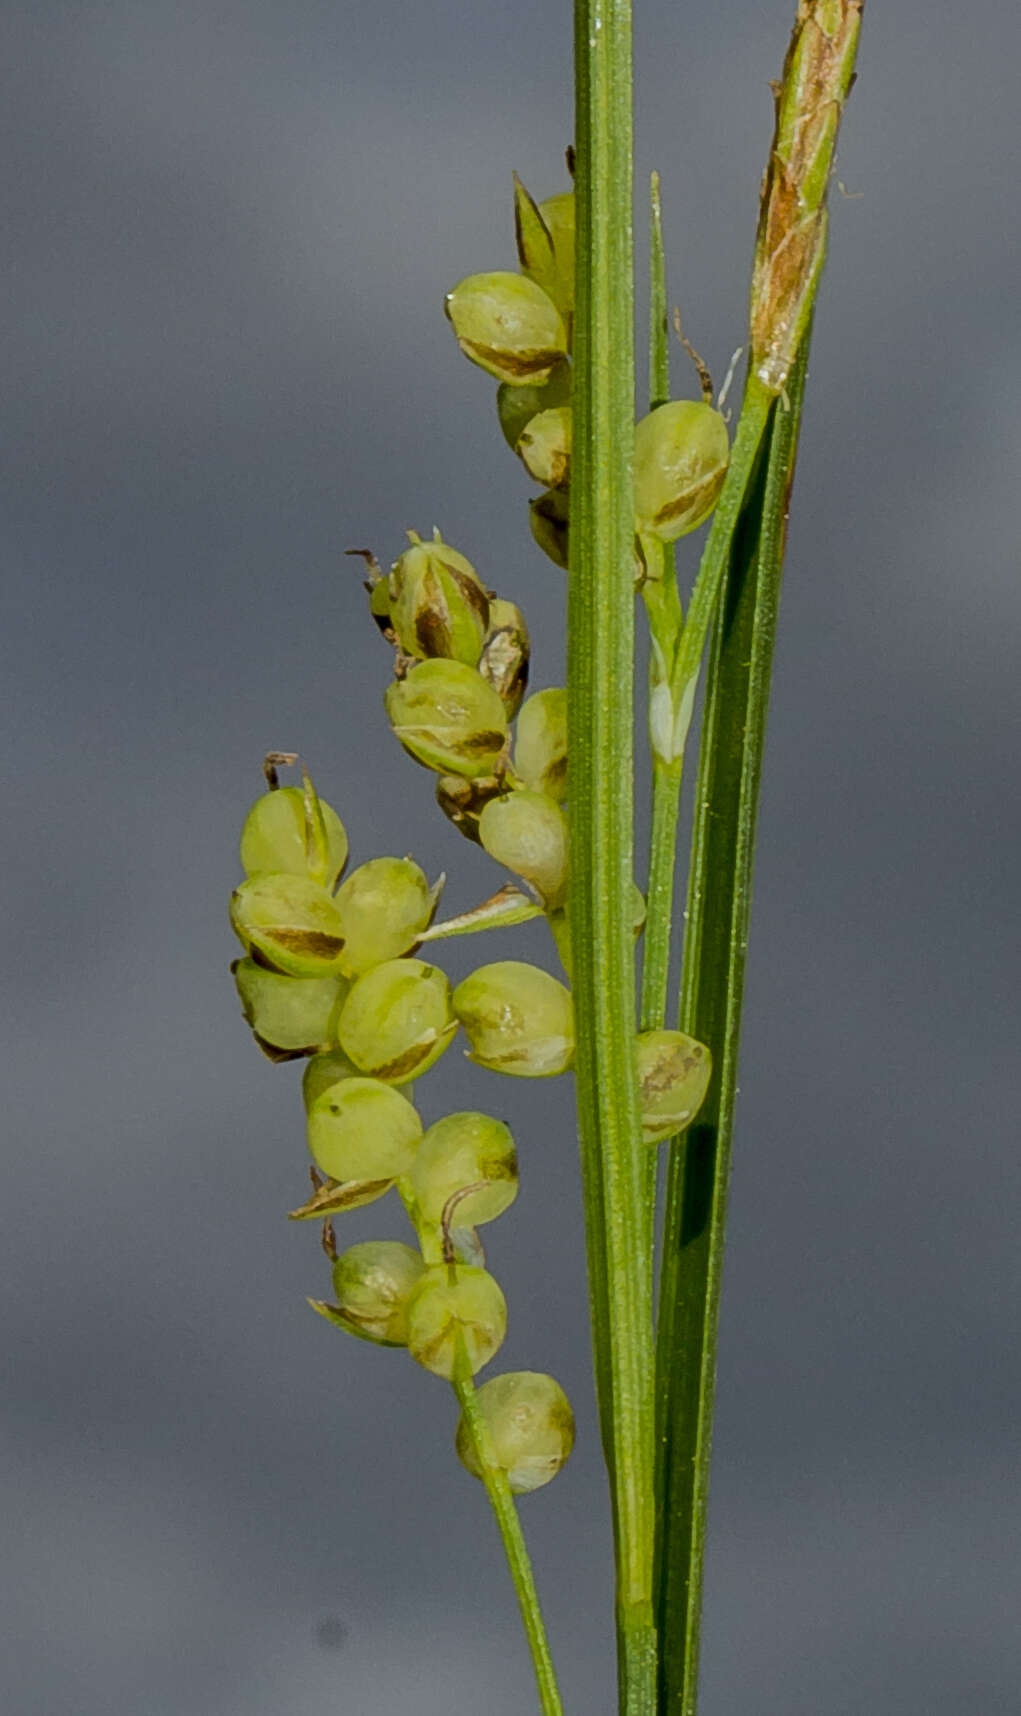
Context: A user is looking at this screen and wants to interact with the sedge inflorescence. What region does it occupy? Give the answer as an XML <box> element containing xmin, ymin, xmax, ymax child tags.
<box><xmin>228</xmin><ymin>169</ymin><xmax>717</xmax><ymax>1502</ymax></box>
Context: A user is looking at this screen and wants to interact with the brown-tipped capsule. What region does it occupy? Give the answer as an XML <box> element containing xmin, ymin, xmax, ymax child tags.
<box><xmin>229</xmin><ymin>873</ymin><xmax>346</xmax><ymax>978</ymax></box>
<box><xmin>232</xmin><ymin>958</ymin><xmax>347</xmax><ymax>1060</ymax></box>
<box><xmin>634</xmin><ymin>401</ymin><xmax>730</xmax><ymax>544</ymax></box>
<box><xmin>453</xmin><ymin>960</ymin><xmax>574</xmax><ymax>1077</ymax></box>
<box><xmin>307</xmin><ymin>1075</ymin><xmax>422</xmax><ymax>1182</ymax></box>
<box><xmin>517</xmin><ymin>406</ymin><xmax>572</xmax><ymax>490</ymax></box>
<box><xmin>405</xmin><ymin>1263</ymin><xmax>507</xmax><ymax>1379</ymax></box>
<box><xmin>385</xmin><ymin>659</ymin><xmax>509</xmax><ymax>779</ymax></box>
<box><xmin>529</xmin><ymin>488</ymin><xmax>569</xmax><ymax>570</ymax></box>
<box><xmin>456</xmin><ymin>1370</ymin><xmax>575</xmax><ymax>1493</ymax></box>
<box><xmin>337</xmin><ymin>957</ymin><xmax>457</xmax><ymax>1084</ymax></box>
<box><xmin>478</xmin><ymin>790</ymin><xmax>569</xmax><ymax>910</ymax></box>
<box><xmin>445</xmin><ymin>272</ymin><xmax>568</xmax><ymax>386</ymax></box>
<box><xmin>636</xmin><ymin>1028</ymin><xmax>712</xmax><ymax>1144</ymax></box>
<box><xmin>478</xmin><ymin>598</ymin><xmax>530</xmax><ymax>719</ymax></box>
<box><xmin>497</xmin><ymin>360</ymin><xmax>571</xmax><ymax>454</ymax></box>
<box><xmin>388</xmin><ymin>534</ymin><xmax>490</xmax><ymax>667</ymax></box>
<box><xmin>328</xmin><ymin>1241</ymin><xmax>426</xmax><ymax>1346</ymax></box>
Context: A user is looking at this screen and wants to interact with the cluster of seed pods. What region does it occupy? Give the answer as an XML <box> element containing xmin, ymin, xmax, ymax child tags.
<box><xmin>228</xmin><ymin>171</ymin><xmax>722</xmax><ymax>1498</ymax></box>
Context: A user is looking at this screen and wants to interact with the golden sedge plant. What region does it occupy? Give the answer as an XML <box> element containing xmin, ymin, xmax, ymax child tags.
<box><xmin>226</xmin><ymin>4</ymin><xmax>862</xmax><ymax>1711</ymax></box>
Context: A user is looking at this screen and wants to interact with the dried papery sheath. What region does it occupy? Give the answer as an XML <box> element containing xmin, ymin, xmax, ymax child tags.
<box><xmin>333</xmin><ymin>856</ymin><xmax>438</xmax><ymax>977</ymax></box>
<box><xmin>232</xmin><ymin>958</ymin><xmax>347</xmax><ymax>1059</ymax></box>
<box><xmin>529</xmin><ymin>488</ymin><xmax>569</xmax><ymax>569</ymax></box>
<box><xmin>307</xmin><ymin>1075</ymin><xmax>422</xmax><ymax>1182</ymax></box>
<box><xmin>405</xmin><ymin>1264</ymin><xmax>507</xmax><ymax>1379</ymax></box>
<box><xmin>388</xmin><ymin>534</ymin><xmax>490</xmax><ymax>666</ymax></box>
<box><xmin>456</xmin><ymin>1371</ymin><xmax>576</xmax><ymax>1493</ymax></box>
<box><xmin>750</xmin><ymin>0</ymin><xmax>863</xmax><ymax>393</ymax></box>
<box><xmin>497</xmin><ymin>360</ymin><xmax>571</xmax><ymax>453</ymax></box>
<box><xmin>478</xmin><ymin>790</ymin><xmax>569</xmax><ymax>910</ymax></box>
<box><xmin>240</xmin><ymin>783</ymin><xmax>349</xmax><ymax>888</ymax></box>
<box><xmin>337</xmin><ymin>957</ymin><xmax>457</xmax><ymax>1084</ymax></box>
<box><xmin>634</xmin><ymin>400</ymin><xmax>730</xmax><ymax>545</ymax></box>
<box><xmin>229</xmin><ymin>873</ymin><xmax>347</xmax><ymax>978</ymax></box>
<box><xmin>385</xmin><ymin>659</ymin><xmax>509</xmax><ymax>778</ymax></box>
<box><xmin>453</xmin><ymin>959</ymin><xmax>574</xmax><ymax>1076</ymax></box>
<box><xmin>635</xmin><ymin>1028</ymin><xmax>712</xmax><ymax>1144</ymax></box>
<box><xmin>514</xmin><ymin>688</ymin><xmax>567</xmax><ymax>801</ymax></box>
<box><xmin>325</xmin><ymin>1241</ymin><xmax>427</xmax><ymax>1346</ymax></box>
<box><xmin>409</xmin><ymin>1111</ymin><xmax>518</xmax><ymax>1230</ymax></box>
<box><xmin>445</xmin><ymin>272</ymin><xmax>568</xmax><ymax>385</ymax></box>
<box><xmin>478</xmin><ymin>598</ymin><xmax>531</xmax><ymax>719</ymax></box>
<box><xmin>435</xmin><ymin>771</ymin><xmax>505</xmax><ymax>845</ymax></box>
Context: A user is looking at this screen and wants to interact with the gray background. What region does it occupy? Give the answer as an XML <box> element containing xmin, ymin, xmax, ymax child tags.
<box><xmin>3</xmin><ymin>2</ymin><xmax>1019</xmax><ymax>1712</ymax></box>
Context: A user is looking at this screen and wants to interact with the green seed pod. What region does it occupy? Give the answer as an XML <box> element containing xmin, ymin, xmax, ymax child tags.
<box><xmin>445</xmin><ymin>272</ymin><xmax>568</xmax><ymax>386</ymax></box>
<box><xmin>240</xmin><ymin>783</ymin><xmax>348</xmax><ymax>889</ymax></box>
<box><xmin>435</xmin><ymin>772</ymin><xmax>505</xmax><ymax>845</ymax></box>
<box><xmin>453</xmin><ymin>960</ymin><xmax>574</xmax><ymax>1077</ymax></box>
<box><xmin>535</xmin><ymin>192</ymin><xmax>576</xmax><ymax>323</ymax></box>
<box><xmin>385</xmin><ymin>659</ymin><xmax>509</xmax><ymax>779</ymax></box>
<box><xmin>333</xmin><ymin>855</ymin><xmax>436</xmax><ymax>978</ymax></box>
<box><xmin>517</xmin><ymin>406</ymin><xmax>572</xmax><ymax>490</ymax></box>
<box><xmin>388</xmin><ymin>533</ymin><xmax>490</xmax><ymax>666</ymax></box>
<box><xmin>478</xmin><ymin>598</ymin><xmax>530</xmax><ymax>719</ymax></box>
<box><xmin>229</xmin><ymin>873</ymin><xmax>346</xmax><ymax>978</ymax></box>
<box><xmin>338</xmin><ymin>957</ymin><xmax>457</xmax><ymax>1084</ymax></box>
<box><xmin>307</xmin><ymin>1076</ymin><xmax>422</xmax><ymax>1182</ymax></box>
<box><xmin>634</xmin><ymin>400</ymin><xmax>730</xmax><ymax>543</ymax></box>
<box><xmin>456</xmin><ymin>1371</ymin><xmax>575</xmax><ymax>1493</ymax></box>
<box><xmin>329</xmin><ymin>1240</ymin><xmax>427</xmax><ymax>1346</ymax></box>
<box><xmin>409</xmin><ymin>1112</ymin><xmax>518</xmax><ymax>1230</ymax></box>
<box><xmin>232</xmin><ymin>958</ymin><xmax>346</xmax><ymax>1060</ymax></box>
<box><xmin>636</xmin><ymin>1029</ymin><xmax>712</xmax><ymax>1144</ymax></box>
<box><xmin>302</xmin><ymin>1047</ymin><xmax>359</xmax><ymax>1111</ymax></box>
<box><xmin>514</xmin><ymin>687</ymin><xmax>567</xmax><ymax>801</ymax></box>
<box><xmin>478</xmin><ymin>791</ymin><xmax>569</xmax><ymax>910</ymax></box>
<box><xmin>529</xmin><ymin>488</ymin><xmax>569</xmax><ymax>570</ymax></box>
<box><xmin>405</xmin><ymin>1264</ymin><xmax>507</xmax><ymax>1379</ymax></box>
<box><xmin>497</xmin><ymin>360</ymin><xmax>571</xmax><ymax>453</ymax></box>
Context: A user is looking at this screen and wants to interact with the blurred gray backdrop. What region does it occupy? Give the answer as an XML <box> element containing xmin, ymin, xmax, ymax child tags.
<box><xmin>3</xmin><ymin>2</ymin><xmax>1019</xmax><ymax>1712</ymax></box>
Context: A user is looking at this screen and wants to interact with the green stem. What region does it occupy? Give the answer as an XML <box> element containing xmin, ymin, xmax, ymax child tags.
<box><xmin>453</xmin><ymin>1377</ymin><xmax>565</xmax><ymax>1716</ymax></box>
<box><xmin>571</xmin><ymin>2</ymin><xmax>656</xmax><ymax>1711</ymax></box>
<box><xmin>654</xmin><ymin>339</ymin><xmax>811</xmax><ymax>1713</ymax></box>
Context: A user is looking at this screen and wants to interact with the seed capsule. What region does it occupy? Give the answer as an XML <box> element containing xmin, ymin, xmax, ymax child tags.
<box><xmin>517</xmin><ymin>405</ymin><xmax>572</xmax><ymax>490</ymax></box>
<box><xmin>456</xmin><ymin>1371</ymin><xmax>575</xmax><ymax>1493</ymax></box>
<box><xmin>338</xmin><ymin>957</ymin><xmax>457</xmax><ymax>1084</ymax></box>
<box><xmin>478</xmin><ymin>791</ymin><xmax>569</xmax><ymax>910</ymax></box>
<box><xmin>453</xmin><ymin>960</ymin><xmax>574</xmax><ymax>1077</ymax></box>
<box><xmin>405</xmin><ymin>1264</ymin><xmax>507</xmax><ymax>1379</ymax></box>
<box><xmin>514</xmin><ymin>688</ymin><xmax>567</xmax><ymax>801</ymax></box>
<box><xmin>388</xmin><ymin>533</ymin><xmax>490</xmax><ymax>666</ymax></box>
<box><xmin>333</xmin><ymin>856</ymin><xmax>437</xmax><ymax>978</ymax></box>
<box><xmin>497</xmin><ymin>360</ymin><xmax>572</xmax><ymax>454</ymax></box>
<box><xmin>229</xmin><ymin>873</ymin><xmax>346</xmax><ymax>978</ymax></box>
<box><xmin>329</xmin><ymin>1241</ymin><xmax>426</xmax><ymax>1346</ymax></box>
<box><xmin>385</xmin><ymin>659</ymin><xmax>509</xmax><ymax>778</ymax></box>
<box><xmin>636</xmin><ymin>1028</ymin><xmax>712</xmax><ymax>1144</ymax></box>
<box><xmin>445</xmin><ymin>272</ymin><xmax>568</xmax><ymax>386</ymax></box>
<box><xmin>634</xmin><ymin>400</ymin><xmax>730</xmax><ymax>543</ymax></box>
<box><xmin>529</xmin><ymin>488</ymin><xmax>569</xmax><ymax>570</ymax></box>
<box><xmin>240</xmin><ymin>783</ymin><xmax>348</xmax><ymax>889</ymax></box>
<box><xmin>232</xmin><ymin>958</ymin><xmax>346</xmax><ymax>1060</ymax></box>
<box><xmin>409</xmin><ymin>1112</ymin><xmax>518</xmax><ymax>1230</ymax></box>
<box><xmin>303</xmin><ymin>1047</ymin><xmax>358</xmax><ymax>1111</ymax></box>
<box><xmin>478</xmin><ymin>598</ymin><xmax>530</xmax><ymax>719</ymax></box>
<box><xmin>307</xmin><ymin>1076</ymin><xmax>422</xmax><ymax>1181</ymax></box>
